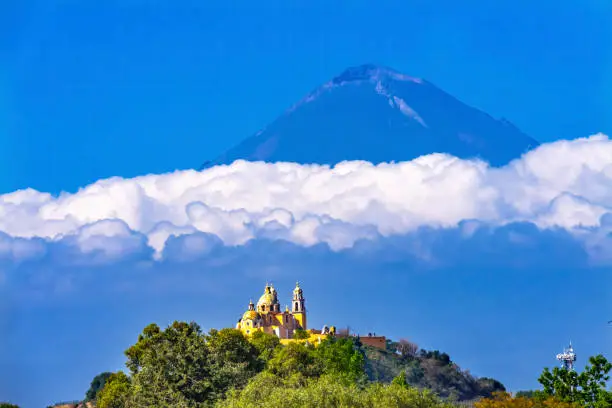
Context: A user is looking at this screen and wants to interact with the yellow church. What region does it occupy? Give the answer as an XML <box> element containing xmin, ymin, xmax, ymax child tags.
<box><xmin>236</xmin><ymin>282</ymin><xmax>335</xmax><ymax>345</ymax></box>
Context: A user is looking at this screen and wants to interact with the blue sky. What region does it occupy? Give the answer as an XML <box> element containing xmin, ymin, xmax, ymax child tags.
<box><xmin>1</xmin><ymin>0</ymin><xmax>611</xmax><ymax>194</ymax></box>
<box><xmin>1</xmin><ymin>1</ymin><xmax>612</xmax><ymax>407</ymax></box>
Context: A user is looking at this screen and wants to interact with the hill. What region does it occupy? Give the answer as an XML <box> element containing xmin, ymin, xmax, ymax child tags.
<box><xmin>36</xmin><ymin>324</ymin><xmax>611</xmax><ymax>408</ymax></box>
<box><xmin>203</xmin><ymin>64</ymin><xmax>539</xmax><ymax>169</ymax></box>
<box><xmin>44</xmin><ymin>325</ymin><xmax>504</xmax><ymax>408</ymax></box>
<box><xmin>363</xmin><ymin>339</ymin><xmax>504</xmax><ymax>401</ymax></box>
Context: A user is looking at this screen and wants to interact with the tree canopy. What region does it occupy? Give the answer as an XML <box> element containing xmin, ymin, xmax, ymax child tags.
<box><xmin>538</xmin><ymin>354</ymin><xmax>612</xmax><ymax>407</ymax></box>
<box><xmin>475</xmin><ymin>354</ymin><xmax>612</xmax><ymax>408</ymax></box>
<box><xmin>85</xmin><ymin>372</ymin><xmax>113</xmax><ymax>402</ymax></box>
<box><xmin>94</xmin><ymin>321</ymin><xmax>464</xmax><ymax>408</ymax></box>
<box><xmin>96</xmin><ymin>372</ymin><xmax>130</xmax><ymax>408</ymax></box>
<box><xmin>85</xmin><ymin>320</ymin><xmax>612</xmax><ymax>408</ymax></box>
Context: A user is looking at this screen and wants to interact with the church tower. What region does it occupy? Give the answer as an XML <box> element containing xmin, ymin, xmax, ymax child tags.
<box><xmin>292</xmin><ymin>282</ymin><xmax>307</xmax><ymax>330</ymax></box>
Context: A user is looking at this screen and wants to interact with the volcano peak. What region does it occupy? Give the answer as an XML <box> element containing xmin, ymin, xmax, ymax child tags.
<box><xmin>331</xmin><ymin>63</ymin><xmax>423</xmax><ymax>85</ymax></box>
<box><xmin>202</xmin><ymin>65</ymin><xmax>538</xmax><ymax>169</ymax></box>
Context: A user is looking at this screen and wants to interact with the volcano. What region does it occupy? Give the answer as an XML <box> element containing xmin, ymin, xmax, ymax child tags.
<box><xmin>203</xmin><ymin>64</ymin><xmax>538</xmax><ymax>168</ymax></box>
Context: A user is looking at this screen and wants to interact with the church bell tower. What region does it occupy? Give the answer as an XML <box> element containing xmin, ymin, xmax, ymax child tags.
<box><xmin>292</xmin><ymin>282</ymin><xmax>307</xmax><ymax>330</ymax></box>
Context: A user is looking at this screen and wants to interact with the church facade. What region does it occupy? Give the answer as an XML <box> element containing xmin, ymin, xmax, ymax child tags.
<box><xmin>236</xmin><ymin>282</ymin><xmax>335</xmax><ymax>343</ymax></box>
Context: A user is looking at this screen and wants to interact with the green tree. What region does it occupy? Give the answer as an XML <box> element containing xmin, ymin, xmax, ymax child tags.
<box><xmin>217</xmin><ymin>373</ymin><xmax>452</xmax><ymax>408</ymax></box>
<box><xmin>126</xmin><ymin>321</ymin><xmax>213</xmax><ymax>407</ymax></box>
<box><xmin>85</xmin><ymin>371</ymin><xmax>113</xmax><ymax>401</ymax></box>
<box><xmin>96</xmin><ymin>371</ymin><xmax>131</xmax><ymax>408</ymax></box>
<box><xmin>314</xmin><ymin>336</ymin><xmax>365</xmax><ymax>383</ymax></box>
<box><xmin>120</xmin><ymin>322</ymin><xmax>265</xmax><ymax>407</ymax></box>
<box><xmin>124</xmin><ymin>322</ymin><xmax>164</xmax><ymax>375</ymax></box>
<box><xmin>391</xmin><ymin>371</ymin><xmax>408</xmax><ymax>388</ymax></box>
<box><xmin>293</xmin><ymin>328</ymin><xmax>309</xmax><ymax>339</ymax></box>
<box><xmin>267</xmin><ymin>341</ymin><xmax>323</xmax><ymax>380</ymax></box>
<box><xmin>248</xmin><ymin>330</ymin><xmax>280</xmax><ymax>362</ymax></box>
<box><xmin>0</xmin><ymin>403</ymin><xmax>20</xmax><ymax>408</ymax></box>
<box><xmin>206</xmin><ymin>328</ymin><xmax>262</xmax><ymax>396</ymax></box>
<box><xmin>539</xmin><ymin>354</ymin><xmax>612</xmax><ymax>407</ymax></box>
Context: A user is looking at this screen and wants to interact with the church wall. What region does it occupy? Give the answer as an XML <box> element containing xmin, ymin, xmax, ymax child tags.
<box><xmin>274</xmin><ymin>313</ymin><xmax>284</xmax><ymax>326</ymax></box>
<box><xmin>360</xmin><ymin>336</ymin><xmax>386</xmax><ymax>350</ymax></box>
<box><xmin>293</xmin><ymin>312</ymin><xmax>306</xmax><ymax>330</ymax></box>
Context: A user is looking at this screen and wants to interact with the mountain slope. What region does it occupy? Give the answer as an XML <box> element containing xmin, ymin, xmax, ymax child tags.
<box><xmin>204</xmin><ymin>64</ymin><xmax>539</xmax><ymax>168</ymax></box>
<box><xmin>363</xmin><ymin>344</ymin><xmax>505</xmax><ymax>401</ymax></box>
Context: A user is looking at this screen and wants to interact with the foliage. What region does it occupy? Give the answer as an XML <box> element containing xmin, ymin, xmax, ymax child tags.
<box><xmin>538</xmin><ymin>354</ymin><xmax>612</xmax><ymax>407</ymax></box>
<box><xmin>127</xmin><ymin>321</ymin><xmax>212</xmax><ymax>407</ymax></box>
<box><xmin>248</xmin><ymin>330</ymin><xmax>280</xmax><ymax>363</ymax></box>
<box><xmin>476</xmin><ymin>355</ymin><xmax>612</xmax><ymax>408</ymax></box>
<box><xmin>124</xmin><ymin>322</ymin><xmax>163</xmax><ymax>375</ymax></box>
<box><xmin>267</xmin><ymin>341</ymin><xmax>323</xmax><ymax>381</ymax></box>
<box><xmin>0</xmin><ymin>403</ymin><xmax>20</xmax><ymax>408</ymax></box>
<box><xmin>392</xmin><ymin>371</ymin><xmax>409</xmax><ymax>387</ymax></box>
<box><xmin>98</xmin><ymin>322</ymin><xmax>266</xmax><ymax>408</ymax></box>
<box><xmin>363</xmin><ymin>345</ymin><xmax>504</xmax><ymax>401</ymax></box>
<box><xmin>96</xmin><ymin>371</ymin><xmax>131</xmax><ymax>408</ymax></box>
<box><xmin>314</xmin><ymin>337</ymin><xmax>366</xmax><ymax>383</ymax></box>
<box><xmin>293</xmin><ymin>328</ymin><xmax>310</xmax><ymax>339</ymax></box>
<box><xmin>264</xmin><ymin>335</ymin><xmax>365</xmax><ymax>385</ymax></box>
<box><xmin>475</xmin><ymin>391</ymin><xmax>579</xmax><ymax>408</ymax></box>
<box><xmin>206</xmin><ymin>328</ymin><xmax>262</xmax><ymax>396</ymax></box>
<box><xmin>217</xmin><ymin>372</ymin><xmax>453</xmax><ymax>408</ymax></box>
<box><xmin>85</xmin><ymin>372</ymin><xmax>113</xmax><ymax>401</ymax></box>
<box><xmin>94</xmin><ymin>320</ymin><xmax>510</xmax><ymax>407</ymax></box>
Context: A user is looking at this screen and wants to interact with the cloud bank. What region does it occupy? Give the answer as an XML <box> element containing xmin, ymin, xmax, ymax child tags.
<box><xmin>3</xmin><ymin>135</ymin><xmax>612</xmax><ymax>408</ymax></box>
<box><xmin>2</xmin><ymin>134</ymin><xmax>612</xmax><ymax>264</ymax></box>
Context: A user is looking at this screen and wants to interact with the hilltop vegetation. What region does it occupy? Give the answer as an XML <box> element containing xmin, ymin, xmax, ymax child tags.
<box><xmin>7</xmin><ymin>321</ymin><xmax>608</xmax><ymax>408</ymax></box>
<box><xmin>364</xmin><ymin>339</ymin><xmax>504</xmax><ymax>401</ymax></box>
<box><xmin>91</xmin><ymin>322</ymin><xmax>464</xmax><ymax>408</ymax></box>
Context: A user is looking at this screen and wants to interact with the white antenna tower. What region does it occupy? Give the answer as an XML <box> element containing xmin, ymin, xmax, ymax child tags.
<box><xmin>556</xmin><ymin>342</ymin><xmax>577</xmax><ymax>371</ymax></box>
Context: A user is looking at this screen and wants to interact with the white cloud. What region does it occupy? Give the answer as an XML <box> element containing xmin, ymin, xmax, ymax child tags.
<box><xmin>70</xmin><ymin>219</ymin><xmax>148</xmax><ymax>260</ymax></box>
<box><xmin>1</xmin><ymin>134</ymin><xmax>612</xmax><ymax>261</ymax></box>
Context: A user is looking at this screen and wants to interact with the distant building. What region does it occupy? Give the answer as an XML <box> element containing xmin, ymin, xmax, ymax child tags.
<box><xmin>360</xmin><ymin>334</ymin><xmax>386</xmax><ymax>350</ymax></box>
<box><xmin>235</xmin><ymin>282</ymin><xmax>335</xmax><ymax>345</ymax></box>
<box><xmin>235</xmin><ymin>281</ymin><xmax>387</xmax><ymax>349</ymax></box>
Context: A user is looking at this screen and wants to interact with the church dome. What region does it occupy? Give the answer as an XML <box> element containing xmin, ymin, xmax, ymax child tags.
<box><xmin>257</xmin><ymin>284</ymin><xmax>279</xmax><ymax>310</ymax></box>
<box><xmin>242</xmin><ymin>310</ymin><xmax>259</xmax><ymax>321</ymax></box>
<box><xmin>258</xmin><ymin>292</ymin><xmax>275</xmax><ymax>306</ymax></box>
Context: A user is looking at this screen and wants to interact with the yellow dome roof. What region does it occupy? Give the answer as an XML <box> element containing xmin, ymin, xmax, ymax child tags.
<box><xmin>257</xmin><ymin>284</ymin><xmax>279</xmax><ymax>309</ymax></box>
<box><xmin>257</xmin><ymin>292</ymin><xmax>275</xmax><ymax>306</ymax></box>
<box><xmin>242</xmin><ymin>310</ymin><xmax>259</xmax><ymax>321</ymax></box>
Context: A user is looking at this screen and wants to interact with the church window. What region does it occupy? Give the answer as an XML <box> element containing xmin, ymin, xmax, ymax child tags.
<box><xmin>262</xmin><ymin>305</ymin><xmax>266</xmax><ymax>311</ymax></box>
<box><xmin>294</xmin><ymin>302</ymin><xmax>298</xmax><ymax>311</ymax></box>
